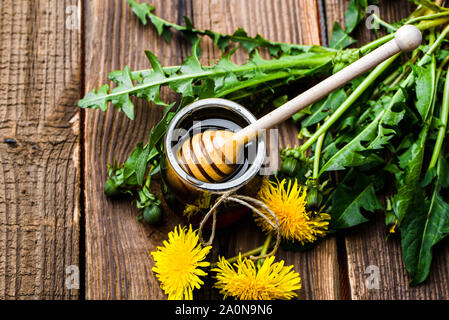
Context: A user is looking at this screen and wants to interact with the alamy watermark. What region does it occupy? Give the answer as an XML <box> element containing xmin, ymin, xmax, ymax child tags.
<box><xmin>66</xmin><ymin>5</ymin><xmax>80</xmax><ymax>31</ymax></box>
<box><xmin>364</xmin><ymin>265</ymin><xmax>380</xmax><ymax>290</ymax></box>
<box><xmin>65</xmin><ymin>265</ymin><xmax>80</xmax><ymax>290</ymax></box>
<box><xmin>366</xmin><ymin>5</ymin><xmax>381</xmax><ymax>30</ymax></box>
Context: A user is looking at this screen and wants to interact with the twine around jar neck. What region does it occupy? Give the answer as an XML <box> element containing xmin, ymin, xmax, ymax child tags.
<box><xmin>198</xmin><ymin>191</ymin><xmax>281</xmax><ymax>261</ymax></box>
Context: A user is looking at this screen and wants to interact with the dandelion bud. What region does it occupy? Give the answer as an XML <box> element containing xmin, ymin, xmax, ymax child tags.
<box><xmin>143</xmin><ymin>204</ymin><xmax>162</xmax><ymax>225</ymax></box>
<box><xmin>137</xmin><ymin>187</ymin><xmax>163</xmax><ymax>225</ymax></box>
<box><xmin>280</xmin><ymin>157</ymin><xmax>302</xmax><ymax>177</ymax></box>
<box><xmin>305</xmin><ymin>183</ymin><xmax>322</xmax><ymax>212</ymax></box>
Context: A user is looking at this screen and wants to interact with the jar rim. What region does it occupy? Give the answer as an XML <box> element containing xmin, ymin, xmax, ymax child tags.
<box><xmin>165</xmin><ymin>98</ymin><xmax>266</xmax><ymax>193</ymax></box>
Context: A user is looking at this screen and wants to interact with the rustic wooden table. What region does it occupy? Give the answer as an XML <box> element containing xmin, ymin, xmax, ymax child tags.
<box><xmin>1</xmin><ymin>0</ymin><xmax>448</xmax><ymax>300</ymax></box>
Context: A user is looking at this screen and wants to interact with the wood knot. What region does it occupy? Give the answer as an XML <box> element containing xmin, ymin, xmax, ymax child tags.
<box><xmin>3</xmin><ymin>138</ymin><xmax>18</xmax><ymax>148</ymax></box>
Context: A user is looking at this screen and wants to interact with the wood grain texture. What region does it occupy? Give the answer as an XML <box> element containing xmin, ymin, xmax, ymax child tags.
<box><xmin>83</xmin><ymin>0</ymin><xmax>190</xmax><ymax>300</ymax></box>
<box><xmin>324</xmin><ymin>0</ymin><xmax>449</xmax><ymax>299</ymax></box>
<box><xmin>84</xmin><ymin>0</ymin><xmax>340</xmax><ymax>299</ymax></box>
<box><xmin>192</xmin><ymin>0</ymin><xmax>340</xmax><ymax>300</ymax></box>
<box><xmin>0</xmin><ymin>0</ymin><xmax>81</xmax><ymax>299</ymax></box>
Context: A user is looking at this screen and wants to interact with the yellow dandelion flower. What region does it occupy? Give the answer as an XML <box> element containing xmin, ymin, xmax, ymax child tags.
<box><xmin>183</xmin><ymin>192</ymin><xmax>211</xmax><ymax>219</ymax></box>
<box><xmin>389</xmin><ymin>219</ymin><xmax>398</xmax><ymax>233</ymax></box>
<box><xmin>212</xmin><ymin>255</ymin><xmax>301</xmax><ymax>300</ymax></box>
<box><xmin>151</xmin><ymin>225</ymin><xmax>211</xmax><ymax>300</ymax></box>
<box><xmin>256</xmin><ymin>178</ymin><xmax>330</xmax><ymax>244</ymax></box>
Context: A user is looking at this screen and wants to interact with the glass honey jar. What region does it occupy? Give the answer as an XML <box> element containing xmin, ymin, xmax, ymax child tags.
<box><xmin>161</xmin><ymin>98</ymin><xmax>266</xmax><ymax>227</ymax></box>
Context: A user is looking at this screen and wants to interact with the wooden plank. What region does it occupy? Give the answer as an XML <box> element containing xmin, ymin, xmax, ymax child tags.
<box><xmin>192</xmin><ymin>0</ymin><xmax>340</xmax><ymax>300</ymax></box>
<box><xmin>83</xmin><ymin>0</ymin><xmax>188</xmax><ymax>300</ymax></box>
<box><xmin>324</xmin><ymin>0</ymin><xmax>449</xmax><ymax>299</ymax></box>
<box><xmin>84</xmin><ymin>0</ymin><xmax>339</xmax><ymax>299</ymax></box>
<box><xmin>0</xmin><ymin>0</ymin><xmax>81</xmax><ymax>299</ymax></box>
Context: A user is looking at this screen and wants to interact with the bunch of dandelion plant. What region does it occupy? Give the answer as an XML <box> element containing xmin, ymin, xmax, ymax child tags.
<box><xmin>151</xmin><ymin>224</ymin><xmax>302</xmax><ymax>300</ymax></box>
<box><xmin>79</xmin><ymin>0</ymin><xmax>449</xmax><ymax>292</ymax></box>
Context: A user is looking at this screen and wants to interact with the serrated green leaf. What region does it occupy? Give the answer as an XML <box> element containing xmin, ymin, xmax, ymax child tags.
<box><xmin>301</xmin><ymin>88</ymin><xmax>348</xmax><ymax>127</ymax></box>
<box><xmin>126</xmin><ymin>0</ymin><xmax>153</xmax><ymax>25</ymax></box>
<box><xmin>135</xmin><ymin>145</ymin><xmax>150</xmax><ymax>186</ymax></box>
<box><xmin>121</xmin><ymin>103</ymin><xmax>175</xmax><ymax>188</ymax></box>
<box><xmin>415</xmin><ymin>64</ymin><xmax>435</xmax><ymax>120</ymax></box>
<box><xmin>126</xmin><ymin>0</ymin><xmax>333</xmax><ymax>56</ymax></box>
<box><xmin>321</xmin><ymin>79</ymin><xmax>407</xmax><ymax>173</ymax></box>
<box><xmin>319</xmin><ymin>109</ymin><xmax>389</xmax><ymax>171</ymax></box>
<box><xmin>109</xmin><ymin>66</ymin><xmax>135</xmax><ymax>119</ymax></box>
<box><xmin>145</xmin><ymin>50</ymin><xmax>165</xmax><ymax>75</ymax></box>
<box><xmin>183</xmin><ymin>16</ymin><xmax>194</xmax><ymax>30</ymax></box>
<box><xmin>104</xmin><ymin>141</ymin><xmax>144</xmax><ymax>196</ymax></box>
<box><xmin>79</xmin><ymin>46</ymin><xmax>333</xmax><ymax>118</ymax></box>
<box><xmin>400</xmin><ymin>157</ymin><xmax>449</xmax><ymax>285</ymax></box>
<box><xmin>113</xmin><ymin>94</ymin><xmax>135</xmax><ymax>120</ymax></box>
<box><xmin>437</xmin><ymin>49</ymin><xmax>449</xmax><ymax>62</ymax></box>
<box><xmin>136</xmin><ymin>51</ymin><xmax>168</xmax><ymax>106</ymax></box>
<box><xmin>329</xmin><ymin>173</ymin><xmax>382</xmax><ymax>230</ymax></box>
<box><xmin>148</xmin><ymin>103</ymin><xmax>175</xmax><ymax>150</ymax></box>
<box><xmin>148</xmin><ymin>14</ymin><xmax>166</xmax><ymax>35</ymax></box>
<box><xmin>125</xmin><ymin>142</ymin><xmax>145</xmax><ymax>174</ymax></box>
<box><xmin>78</xmin><ymin>84</ymin><xmax>110</xmax><ymax>111</ymax></box>
<box><xmin>329</xmin><ymin>22</ymin><xmax>357</xmax><ymax>50</ymax></box>
<box><xmin>233</xmin><ymin>28</ymin><xmax>258</xmax><ymax>53</ymax></box>
<box><xmin>393</xmin><ymin>125</ymin><xmax>428</xmax><ymax>223</ymax></box>
<box><xmin>393</xmin><ymin>54</ymin><xmax>438</xmax><ymax>223</ymax></box>
<box><xmin>180</xmin><ymin>39</ymin><xmax>203</xmax><ymax>74</ymax></box>
<box><xmin>345</xmin><ymin>0</ymin><xmax>368</xmax><ymax>34</ymax></box>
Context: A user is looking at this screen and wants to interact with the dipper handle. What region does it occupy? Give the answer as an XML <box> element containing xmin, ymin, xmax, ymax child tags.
<box><xmin>229</xmin><ymin>25</ymin><xmax>422</xmax><ymax>148</ymax></box>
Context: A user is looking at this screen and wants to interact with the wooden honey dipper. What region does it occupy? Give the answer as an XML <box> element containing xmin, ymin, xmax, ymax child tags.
<box><xmin>178</xmin><ymin>25</ymin><xmax>422</xmax><ymax>183</ymax></box>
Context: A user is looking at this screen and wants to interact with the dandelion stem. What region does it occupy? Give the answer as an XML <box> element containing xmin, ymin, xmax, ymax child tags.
<box><xmin>359</xmin><ymin>34</ymin><xmax>394</xmax><ymax>54</ymax></box>
<box><xmin>407</xmin><ymin>11</ymin><xmax>449</xmax><ymax>25</ymax></box>
<box><xmin>416</xmin><ymin>16</ymin><xmax>449</xmax><ymax>32</ymax></box>
<box><xmin>313</xmin><ymin>126</ymin><xmax>326</xmax><ymax>179</ymax></box>
<box><xmin>210</xmin><ymin>245</ymin><xmax>264</xmax><ymax>268</ymax></box>
<box><xmin>257</xmin><ymin>234</ymin><xmax>273</xmax><ymax>268</ymax></box>
<box><xmin>372</xmin><ymin>14</ymin><xmax>397</xmax><ymax>32</ymax></box>
<box><xmin>429</xmin><ymin>63</ymin><xmax>449</xmax><ymax>170</ymax></box>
